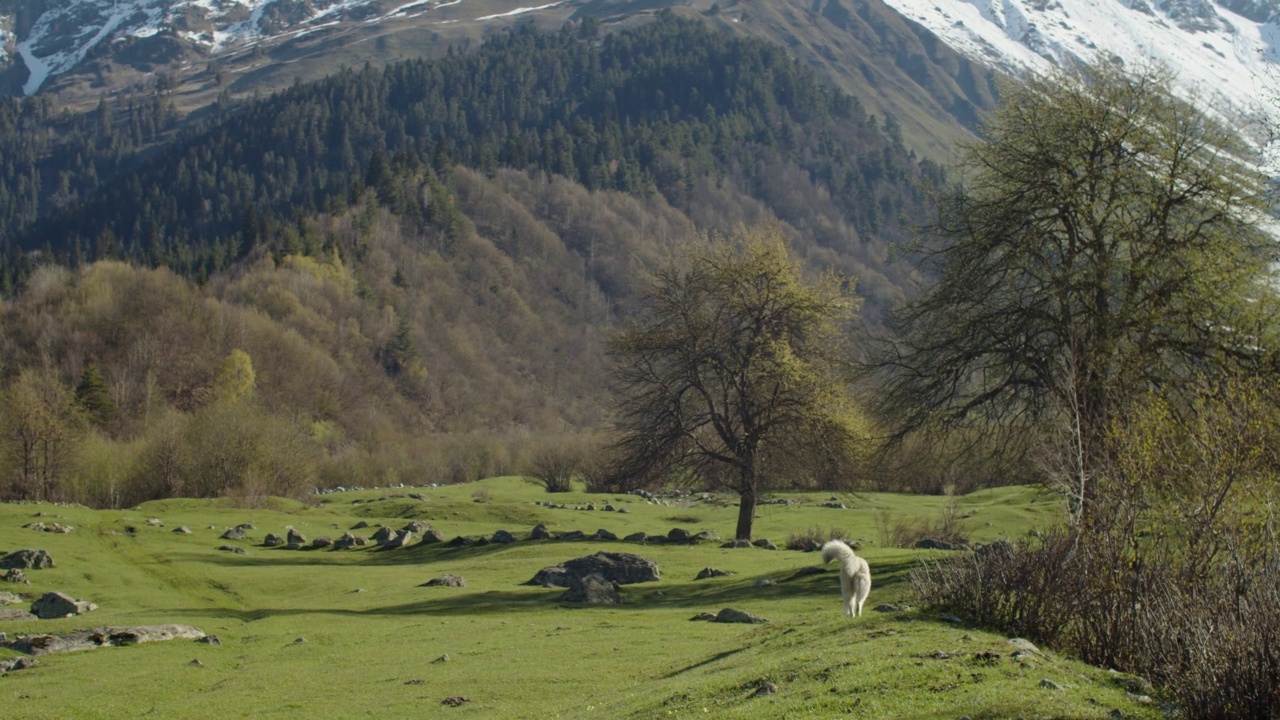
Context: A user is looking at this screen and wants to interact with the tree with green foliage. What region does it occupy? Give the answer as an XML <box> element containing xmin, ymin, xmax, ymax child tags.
<box><xmin>605</xmin><ymin>224</ymin><xmax>870</xmax><ymax>540</ymax></box>
<box><xmin>75</xmin><ymin>361</ymin><xmax>116</xmax><ymax>425</ymax></box>
<box><xmin>871</xmin><ymin>62</ymin><xmax>1278</xmax><ymax>523</ymax></box>
<box><xmin>212</xmin><ymin>349</ymin><xmax>256</xmax><ymax>404</ymax></box>
<box><xmin>1</xmin><ymin>368</ymin><xmax>84</xmax><ymax>501</ymax></box>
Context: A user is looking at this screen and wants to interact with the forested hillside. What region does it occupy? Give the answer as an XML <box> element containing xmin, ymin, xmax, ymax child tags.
<box><xmin>0</xmin><ymin>14</ymin><xmax>941</xmax><ymax>505</ymax></box>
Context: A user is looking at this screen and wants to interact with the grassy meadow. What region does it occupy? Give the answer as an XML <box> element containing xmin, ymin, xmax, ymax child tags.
<box><xmin>0</xmin><ymin>479</ymin><xmax>1161</xmax><ymax>719</ymax></box>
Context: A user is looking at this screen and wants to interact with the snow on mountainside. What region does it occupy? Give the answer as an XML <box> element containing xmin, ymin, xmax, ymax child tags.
<box><xmin>0</xmin><ymin>0</ymin><xmax>569</xmax><ymax>95</ymax></box>
<box><xmin>881</xmin><ymin>0</ymin><xmax>1280</xmax><ymax>129</ymax></box>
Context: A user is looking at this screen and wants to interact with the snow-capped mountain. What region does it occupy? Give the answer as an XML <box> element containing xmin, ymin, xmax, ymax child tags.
<box><xmin>880</xmin><ymin>0</ymin><xmax>1280</xmax><ymax>130</ymax></box>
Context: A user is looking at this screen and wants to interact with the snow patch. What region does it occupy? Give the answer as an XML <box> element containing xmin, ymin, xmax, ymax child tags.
<box><xmin>476</xmin><ymin>1</ymin><xmax>564</xmax><ymax>21</ymax></box>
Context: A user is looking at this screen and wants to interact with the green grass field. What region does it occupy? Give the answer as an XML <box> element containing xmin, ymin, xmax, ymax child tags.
<box><xmin>0</xmin><ymin>479</ymin><xmax>1159</xmax><ymax>718</ymax></box>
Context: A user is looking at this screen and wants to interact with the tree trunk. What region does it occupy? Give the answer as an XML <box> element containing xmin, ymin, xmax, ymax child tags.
<box><xmin>735</xmin><ymin>477</ymin><xmax>757</xmax><ymax>541</ymax></box>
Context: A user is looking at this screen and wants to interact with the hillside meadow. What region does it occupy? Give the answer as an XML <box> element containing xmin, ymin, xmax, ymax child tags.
<box><xmin>0</xmin><ymin>479</ymin><xmax>1160</xmax><ymax>719</ymax></box>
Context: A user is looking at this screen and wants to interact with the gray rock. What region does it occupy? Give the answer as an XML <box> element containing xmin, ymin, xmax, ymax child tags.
<box><xmin>690</xmin><ymin>612</ymin><xmax>717</xmax><ymax>621</ymax></box>
<box><xmin>351</xmin><ymin>521</ymin><xmax>370</xmax><ymax>530</ymax></box>
<box><xmin>713</xmin><ymin>607</ymin><xmax>767</xmax><ymax>624</ymax></box>
<box><xmin>695</xmin><ymin>568</ymin><xmax>733</xmax><ymax>580</ymax></box>
<box><xmin>145</xmin><ymin>518</ymin><xmax>164</xmax><ymax>527</ymax></box>
<box><xmin>402</xmin><ymin>520</ymin><xmax>430</xmax><ymax>535</ymax></box>
<box><xmin>0</xmin><ymin>656</ymin><xmax>37</xmax><ymax>673</ymax></box>
<box><xmin>421</xmin><ymin>575</ymin><xmax>466</xmax><ymax>588</ymax></box>
<box><xmin>234</xmin><ymin>523</ymin><xmax>255</xmax><ymax>532</ymax></box>
<box><xmin>31</xmin><ymin>591</ymin><xmax>97</xmax><ymax>619</ymax></box>
<box><xmin>173</xmin><ymin>526</ymin><xmax>192</xmax><ymax>534</ymax></box>
<box><xmin>721</xmin><ymin>539</ymin><xmax>753</xmax><ymax>548</ymax></box>
<box><xmin>217</xmin><ymin>545</ymin><xmax>246</xmax><ymax>554</ymax></box>
<box><xmin>528</xmin><ymin>551</ymin><xmax>660</xmax><ymax>588</ymax></box>
<box><xmin>754</xmin><ymin>578</ymin><xmax>776</xmax><ymax>587</ymax></box>
<box><xmin>2</xmin><ymin>569</ymin><xmax>30</xmax><ymax>584</ymax></box>
<box><xmin>491</xmin><ymin>530</ymin><xmax>517</xmax><ymax>544</ymax></box>
<box><xmin>0</xmin><ymin>607</ymin><xmax>36</xmax><ymax>621</ymax></box>
<box><xmin>1008</xmin><ymin>638</ymin><xmax>1045</xmax><ymax>657</ymax></box>
<box><xmin>1039</xmin><ymin>678</ymin><xmax>1062</xmax><ymax>691</ymax></box>
<box><xmin>0</xmin><ymin>625</ymin><xmax>206</xmax><ymax>655</ymax></box>
<box><xmin>445</xmin><ymin>535</ymin><xmax>474</xmax><ymax>547</ymax></box>
<box><xmin>752</xmin><ymin>681</ymin><xmax>778</xmax><ymax>696</ymax></box>
<box><xmin>528</xmin><ymin>566</ymin><xmax>570</xmax><ymax>588</ymax></box>
<box><xmin>875</xmin><ymin>603</ymin><xmax>911</xmax><ymax>613</ymax></box>
<box><xmin>420</xmin><ymin>529</ymin><xmax>446</xmax><ymax>544</ymax></box>
<box><xmin>263</xmin><ymin>533</ymin><xmax>285</xmax><ymax>547</ymax></box>
<box><xmin>592</xmin><ymin>529</ymin><xmax>617</xmax><ymax>541</ymax></box>
<box><xmin>693</xmin><ymin>530</ymin><xmax>719</xmax><ymax>542</ymax></box>
<box><xmin>0</xmin><ymin>549</ymin><xmax>54</xmax><ymax>570</ymax></box>
<box><xmin>311</xmin><ymin>536</ymin><xmax>333</xmax><ymax>549</ymax></box>
<box><xmin>752</xmin><ymin>538</ymin><xmax>778</xmax><ymax>550</ymax></box>
<box><xmin>616</xmin><ymin>507</ymin><xmax>629</xmax><ymax>514</ymax></box>
<box><xmin>558</xmin><ymin>530</ymin><xmax>586</xmax><ymax>541</ymax></box>
<box><xmin>0</xmin><ymin>591</ymin><xmax>22</xmax><ymax>604</ymax></box>
<box><xmin>623</xmin><ymin>532</ymin><xmax>648</xmax><ymax>542</ymax></box>
<box><xmin>558</xmin><ymin>573</ymin><xmax>625</xmax><ymax>604</ymax></box>
<box><xmin>286</xmin><ymin>528</ymin><xmax>307</xmax><ymax>549</ymax></box>
<box><xmin>333</xmin><ymin>533</ymin><xmax>367</xmax><ymax>550</ymax></box>
<box><xmin>603</xmin><ymin>504</ymin><xmax>616</xmax><ymax>512</ymax></box>
<box><xmin>529</xmin><ymin>524</ymin><xmax>553</xmax><ymax>540</ymax></box>
<box><xmin>371</xmin><ymin>526</ymin><xmax>397</xmax><ymax>545</ymax></box>
<box><xmin>198</xmin><ymin>635</ymin><xmax>221</xmax><ymax>646</ymax></box>
<box><xmin>385</xmin><ymin>530</ymin><xmax>416</xmax><ymax>549</ymax></box>
<box><xmin>220</xmin><ymin>527</ymin><xmax>247</xmax><ymax>540</ymax></box>
<box><xmin>667</xmin><ymin>528</ymin><xmax>692</xmax><ymax>543</ymax></box>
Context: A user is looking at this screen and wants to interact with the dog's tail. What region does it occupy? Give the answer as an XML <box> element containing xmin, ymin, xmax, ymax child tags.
<box><xmin>821</xmin><ymin>539</ymin><xmax>856</xmax><ymax>566</ymax></box>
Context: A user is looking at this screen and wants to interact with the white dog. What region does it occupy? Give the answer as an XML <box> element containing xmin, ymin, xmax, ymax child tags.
<box><xmin>821</xmin><ymin>540</ymin><xmax>872</xmax><ymax>617</ymax></box>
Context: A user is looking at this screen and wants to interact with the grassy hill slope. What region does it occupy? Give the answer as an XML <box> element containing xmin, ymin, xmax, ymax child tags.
<box><xmin>0</xmin><ymin>483</ymin><xmax>1159</xmax><ymax>718</ymax></box>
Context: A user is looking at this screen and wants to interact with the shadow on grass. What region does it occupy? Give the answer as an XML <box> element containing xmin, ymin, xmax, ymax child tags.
<box><xmin>167</xmin><ymin>556</ymin><xmax>922</xmax><ymax>623</ymax></box>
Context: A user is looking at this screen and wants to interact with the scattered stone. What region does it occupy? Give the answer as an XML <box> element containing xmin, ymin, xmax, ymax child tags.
<box><xmin>603</xmin><ymin>504</ymin><xmax>616</xmax><ymax>512</ymax></box>
<box><xmin>1008</xmin><ymin>638</ymin><xmax>1046</xmax><ymax>658</ymax></box>
<box><xmin>690</xmin><ymin>612</ymin><xmax>718</xmax><ymax>621</ymax></box>
<box><xmin>333</xmin><ymin>533</ymin><xmax>367</xmax><ymax>550</ymax></box>
<box><xmin>623</xmin><ymin>532</ymin><xmax>648</xmax><ymax>542</ymax></box>
<box><xmin>973</xmin><ymin>651</ymin><xmax>1002</xmax><ymax>664</ymax></box>
<box><xmin>616</xmin><ymin>507</ymin><xmax>629</xmax><ymax>514</ymax></box>
<box><xmin>491</xmin><ymin>530</ymin><xmax>517</xmax><ymax>544</ymax></box>
<box><xmin>721</xmin><ymin>539</ymin><xmax>753</xmax><ymax>548</ymax></box>
<box><xmin>931</xmin><ymin>651</ymin><xmax>951</xmax><ymax>659</ymax></box>
<box><xmin>875</xmin><ymin>603</ymin><xmax>911</xmax><ymax>613</ymax></box>
<box><xmin>0</xmin><ymin>608</ymin><xmax>36</xmax><ymax>621</ymax></box>
<box><xmin>1110</xmin><ymin>710</ymin><xmax>1125</xmax><ymax>720</ymax></box>
<box><xmin>234</xmin><ymin>523</ymin><xmax>255</xmax><ymax>532</ymax></box>
<box><xmin>754</xmin><ymin>578</ymin><xmax>776</xmax><ymax>587</ymax></box>
<box><xmin>31</xmin><ymin>591</ymin><xmax>97</xmax><ymax>619</ymax></box>
<box><xmin>351</xmin><ymin>521</ymin><xmax>370</xmax><ymax>530</ymax></box>
<box><xmin>528</xmin><ymin>551</ymin><xmax>661</xmax><ymax>588</ymax></box>
<box><xmin>695</xmin><ymin>568</ymin><xmax>733</xmax><ymax>580</ymax></box>
<box><xmin>286</xmin><ymin>528</ymin><xmax>307</xmax><ymax>549</ymax></box>
<box><xmin>145</xmin><ymin>518</ymin><xmax>164</xmax><ymax>528</ymax></box>
<box><xmin>557</xmin><ymin>530</ymin><xmax>585</xmax><ymax>541</ymax></box>
<box><xmin>386</xmin><ymin>530</ymin><xmax>416</xmax><ymax>549</ymax></box>
<box><xmin>558</xmin><ymin>573</ymin><xmax>625</xmax><ymax>604</ymax></box>
<box><xmin>402</xmin><ymin>520</ymin><xmax>430</xmax><ymax>535</ymax></box>
<box><xmin>25</xmin><ymin>522</ymin><xmax>73</xmax><ymax>533</ymax></box>
<box><xmin>0</xmin><ymin>549</ymin><xmax>54</xmax><ymax>570</ymax></box>
<box><xmin>2</xmin><ymin>569</ymin><xmax>30</xmax><ymax>584</ymax></box>
<box><xmin>529</xmin><ymin>524</ymin><xmax>553</xmax><ymax>540</ymax></box>
<box><xmin>1039</xmin><ymin>679</ymin><xmax>1063</xmax><ymax>691</ymax></box>
<box><xmin>217</xmin><ymin>545</ymin><xmax>246</xmax><ymax>555</ymax></box>
<box><xmin>821</xmin><ymin>501</ymin><xmax>846</xmax><ymax>509</ymax></box>
<box><xmin>752</xmin><ymin>538</ymin><xmax>778</xmax><ymax>550</ymax></box>
<box><xmin>528</xmin><ymin>566</ymin><xmax>569</xmax><ymax>588</ymax></box>
<box><xmin>420</xmin><ymin>529</ymin><xmax>446</xmax><ymax>544</ymax></box>
<box><xmin>432</xmin><ymin>654</ymin><xmax>449</xmax><ymax>663</ymax></box>
<box><xmin>0</xmin><ymin>656</ymin><xmax>37</xmax><ymax>673</ymax></box>
<box><xmin>666</xmin><ymin>528</ymin><xmax>692</xmax><ymax>543</ymax></box>
<box><xmin>371</xmin><ymin>526</ymin><xmax>397</xmax><ymax>545</ymax></box>
<box><xmin>198</xmin><ymin>635</ymin><xmax>221</xmax><ymax>646</ymax></box>
<box><xmin>592</xmin><ymin>529</ymin><xmax>617</xmax><ymax>541</ymax></box>
<box><xmin>441</xmin><ymin>696</ymin><xmax>469</xmax><ymax>707</ymax></box>
<box><xmin>311</xmin><ymin>537</ymin><xmax>333</xmax><ymax>550</ymax></box>
<box><xmin>421</xmin><ymin>575</ymin><xmax>466</xmax><ymax>588</ymax></box>
<box><xmin>294</xmin><ymin>637</ymin><xmax>307</xmax><ymax>644</ymax></box>
<box><xmin>752</xmin><ymin>681</ymin><xmax>778</xmax><ymax>697</ymax></box>
<box><xmin>220</xmin><ymin>527</ymin><xmax>247</xmax><ymax>540</ymax></box>
<box><xmin>0</xmin><ymin>591</ymin><xmax>22</xmax><ymax>604</ymax></box>
<box><xmin>263</xmin><ymin>533</ymin><xmax>285</xmax><ymax>547</ymax></box>
<box><xmin>713</xmin><ymin>607</ymin><xmax>767</xmax><ymax>624</ymax></box>
<box><xmin>2</xmin><ymin>624</ymin><xmax>204</xmax><ymax>655</ymax></box>
<box><xmin>1126</xmin><ymin>693</ymin><xmax>1154</xmax><ymax>705</ymax></box>
<box><xmin>173</xmin><ymin>526</ymin><xmax>192</xmax><ymax>535</ymax></box>
<box><xmin>189</xmin><ymin>658</ymin><xmax>203</xmax><ymax>666</ymax></box>
<box><xmin>445</xmin><ymin>535</ymin><xmax>474</xmax><ymax>548</ymax></box>
<box><xmin>586</xmin><ymin>503</ymin><xmax>597</xmax><ymax>511</ymax></box>
<box><xmin>405</xmin><ymin>679</ymin><xmax>425</xmax><ymax>685</ymax></box>
<box><xmin>693</xmin><ymin>530</ymin><xmax>719</xmax><ymax>542</ymax></box>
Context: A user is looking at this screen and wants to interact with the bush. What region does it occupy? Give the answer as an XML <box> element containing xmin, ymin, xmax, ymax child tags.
<box><xmin>785</xmin><ymin>526</ymin><xmax>851</xmax><ymax>552</ymax></box>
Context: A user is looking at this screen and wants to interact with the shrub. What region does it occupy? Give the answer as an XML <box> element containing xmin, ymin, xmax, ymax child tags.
<box><xmin>785</xmin><ymin>526</ymin><xmax>851</xmax><ymax>552</ymax></box>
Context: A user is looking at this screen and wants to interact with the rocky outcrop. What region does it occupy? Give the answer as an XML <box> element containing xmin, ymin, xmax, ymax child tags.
<box><xmin>695</xmin><ymin>568</ymin><xmax>733</xmax><ymax>580</ymax></box>
<box><xmin>2</xmin><ymin>569</ymin><xmax>31</xmax><ymax>584</ymax></box>
<box><xmin>0</xmin><ymin>549</ymin><xmax>54</xmax><ymax>569</ymax></box>
<box><xmin>371</xmin><ymin>526</ymin><xmax>397</xmax><ymax>545</ymax></box>
<box><xmin>558</xmin><ymin>574</ymin><xmax>625</xmax><ymax>604</ymax></box>
<box><xmin>30</xmin><ymin>591</ymin><xmax>97</xmax><ymax>619</ymax></box>
<box><xmin>2</xmin><ymin>625</ymin><xmax>205</xmax><ymax>655</ymax></box>
<box><xmin>263</xmin><ymin>533</ymin><xmax>285</xmax><ymax>547</ymax></box>
<box><xmin>420</xmin><ymin>574</ymin><xmax>466</xmax><ymax>587</ymax></box>
<box><xmin>491</xmin><ymin>530</ymin><xmax>517</xmax><ymax>544</ymax></box>
<box><xmin>528</xmin><ymin>551</ymin><xmax>660</xmax><ymax>588</ymax></box>
<box><xmin>713</xmin><ymin>607</ymin><xmax>767</xmax><ymax>624</ymax></box>
<box><xmin>529</xmin><ymin>524</ymin><xmax>553</xmax><ymax>540</ymax></box>
<box><xmin>333</xmin><ymin>533</ymin><xmax>367</xmax><ymax>550</ymax></box>
<box><xmin>286</xmin><ymin>528</ymin><xmax>307</xmax><ymax>549</ymax></box>
<box><xmin>220</xmin><ymin>527</ymin><xmax>247</xmax><ymax>540</ymax></box>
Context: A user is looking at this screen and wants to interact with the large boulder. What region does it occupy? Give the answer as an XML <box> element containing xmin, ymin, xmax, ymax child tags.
<box><xmin>558</xmin><ymin>574</ymin><xmax>625</xmax><ymax>604</ymax></box>
<box><xmin>421</xmin><ymin>574</ymin><xmax>466</xmax><ymax>588</ymax></box>
<box><xmin>402</xmin><ymin>520</ymin><xmax>431</xmax><ymax>535</ymax></box>
<box><xmin>220</xmin><ymin>527</ymin><xmax>247</xmax><ymax>540</ymax></box>
<box><xmin>371</xmin><ymin>526</ymin><xmax>397</xmax><ymax>545</ymax></box>
<box><xmin>420</xmin><ymin>529</ymin><xmax>446</xmax><ymax>544</ymax></box>
<box><xmin>385</xmin><ymin>530</ymin><xmax>415</xmax><ymax>549</ymax></box>
<box><xmin>2</xmin><ymin>625</ymin><xmax>205</xmax><ymax>655</ymax></box>
<box><xmin>286</xmin><ymin>528</ymin><xmax>307</xmax><ymax>549</ymax></box>
<box><xmin>333</xmin><ymin>533</ymin><xmax>367</xmax><ymax>550</ymax></box>
<box><xmin>263</xmin><ymin>533</ymin><xmax>285</xmax><ymax>547</ymax></box>
<box><xmin>491</xmin><ymin>530</ymin><xmax>517</xmax><ymax>544</ymax></box>
<box><xmin>713</xmin><ymin>607</ymin><xmax>768</xmax><ymax>624</ymax></box>
<box><xmin>666</xmin><ymin>528</ymin><xmax>692</xmax><ymax>543</ymax></box>
<box><xmin>528</xmin><ymin>551</ymin><xmax>660</xmax><ymax>588</ymax></box>
<box><xmin>2</xmin><ymin>569</ymin><xmax>30</xmax><ymax>584</ymax></box>
<box><xmin>31</xmin><ymin>591</ymin><xmax>97</xmax><ymax>619</ymax></box>
<box><xmin>529</xmin><ymin>524</ymin><xmax>553</xmax><ymax>541</ymax></box>
<box><xmin>0</xmin><ymin>549</ymin><xmax>54</xmax><ymax>570</ymax></box>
